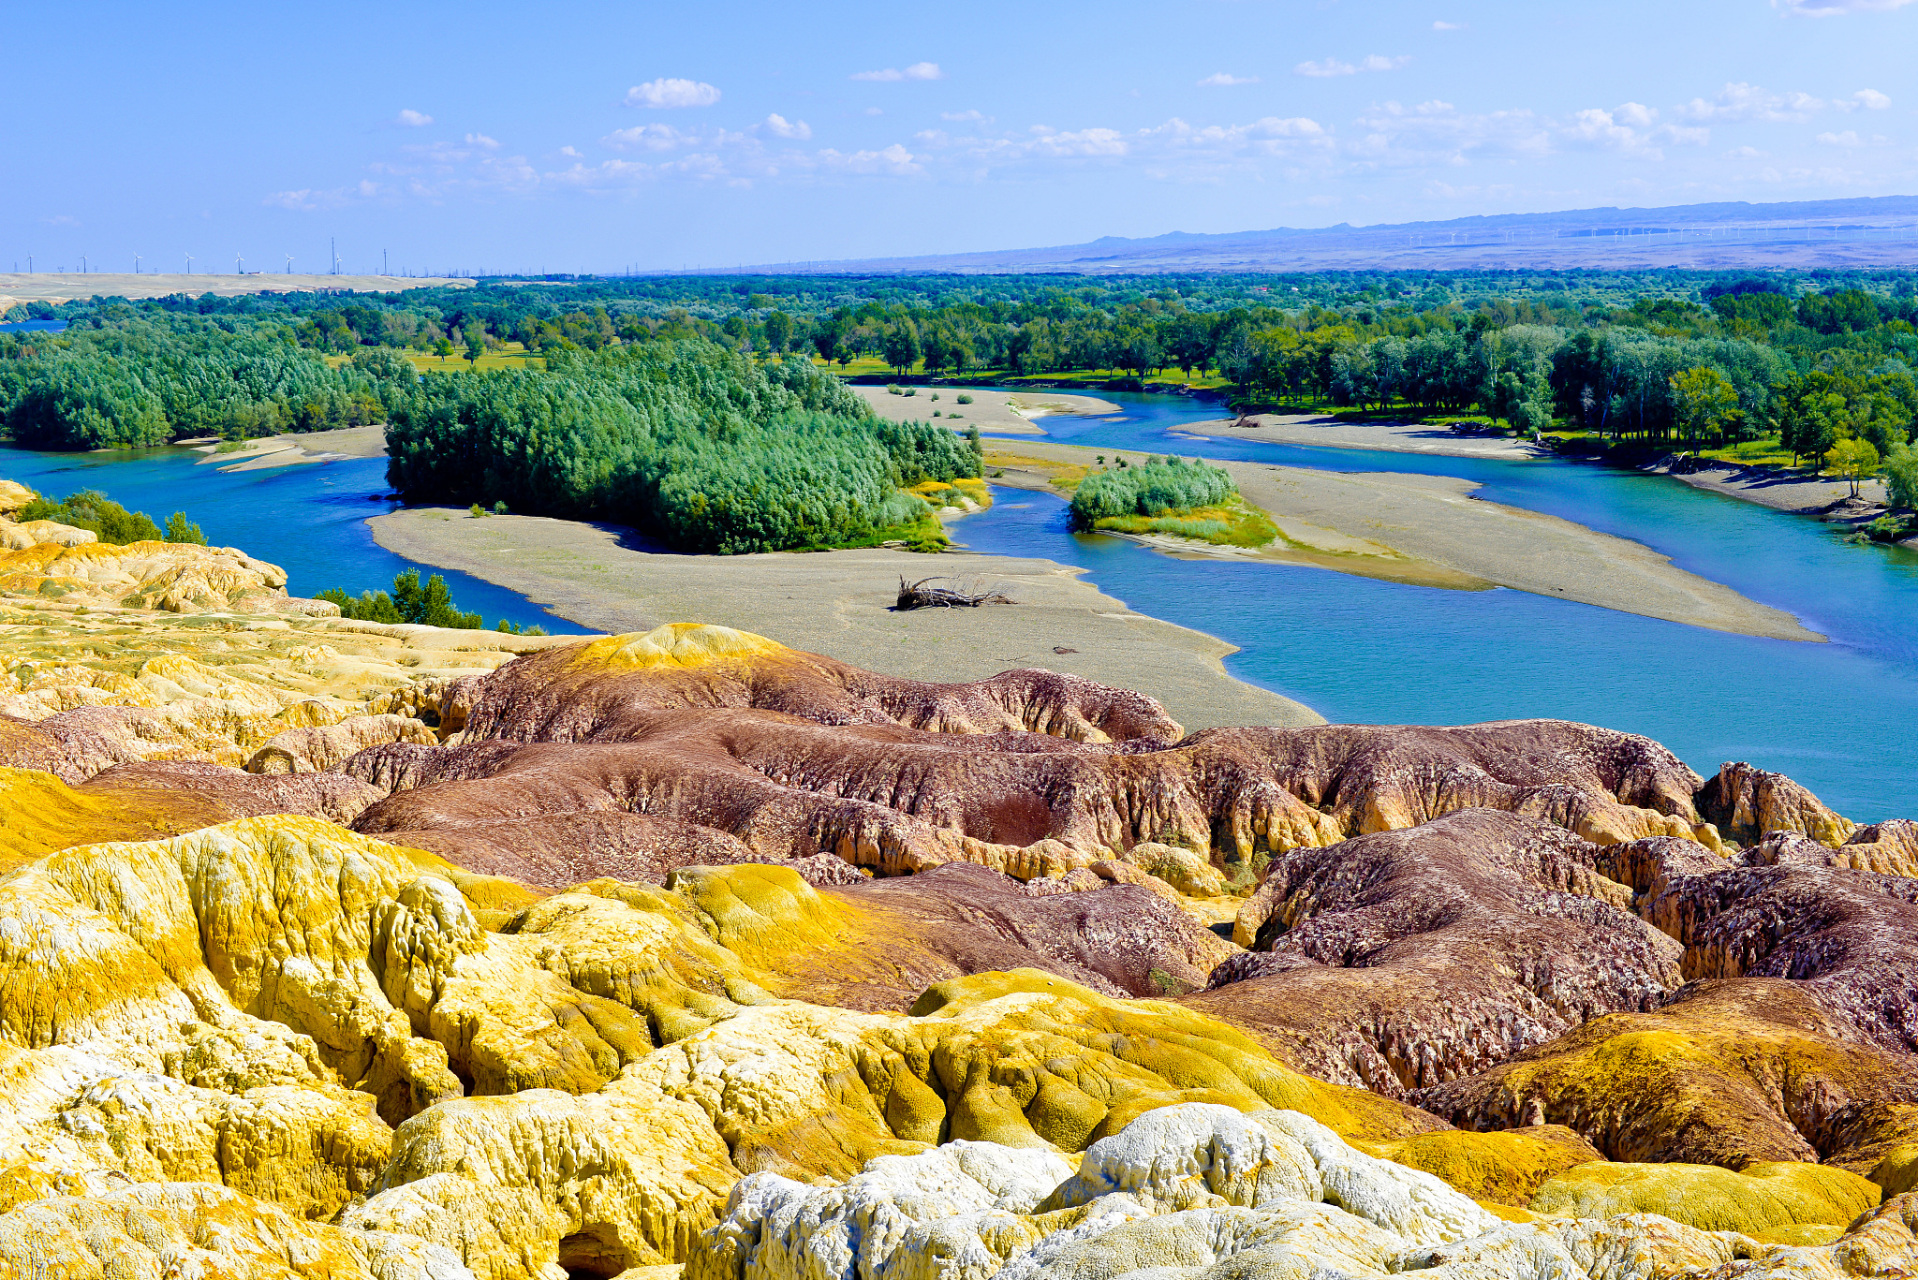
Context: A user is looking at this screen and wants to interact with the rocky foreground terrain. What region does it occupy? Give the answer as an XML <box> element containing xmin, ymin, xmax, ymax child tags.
<box><xmin>1</xmin><ymin>485</ymin><xmax>1917</xmax><ymax>1279</ymax></box>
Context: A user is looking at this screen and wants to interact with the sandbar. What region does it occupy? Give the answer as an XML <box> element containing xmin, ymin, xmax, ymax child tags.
<box><xmin>853</xmin><ymin>385</ymin><xmax>1117</xmax><ymax>438</ymax></box>
<box><xmin>370</xmin><ymin>508</ymin><xmax>1323</xmax><ymax>732</ymax></box>
<box><xmin>981</xmin><ymin>440</ymin><xmax>1822</xmax><ymax>643</ymax></box>
<box><xmin>194</xmin><ymin>425</ymin><xmax>389</xmax><ymax>471</ymax></box>
<box><xmin>1184</xmin><ymin>414</ymin><xmax>1545</xmax><ymax>461</ymax></box>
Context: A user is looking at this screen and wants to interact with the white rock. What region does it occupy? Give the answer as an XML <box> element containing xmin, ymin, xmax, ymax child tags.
<box><xmin>1252</xmin><ymin>1109</ymin><xmax>1500</xmax><ymax>1246</ymax></box>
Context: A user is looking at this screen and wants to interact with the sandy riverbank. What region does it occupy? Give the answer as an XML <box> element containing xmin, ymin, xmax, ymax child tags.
<box><xmin>853</xmin><ymin>385</ymin><xmax>1118</xmax><ymax>437</ymax></box>
<box><xmin>1642</xmin><ymin>457</ymin><xmax>1889</xmax><ymax>513</ymax></box>
<box><xmin>979</xmin><ymin>440</ymin><xmax>1821</xmax><ymax>643</ymax></box>
<box><xmin>1182</xmin><ymin>414</ymin><xmax>1546</xmax><ymax>461</ymax></box>
<box><xmin>370</xmin><ymin>508</ymin><xmax>1323</xmax><ymax>732</ymax></box>
<box><xmin>193</xmin><ymin>425</ymin><xmax>388</xmax><ymax>472</ymax></box>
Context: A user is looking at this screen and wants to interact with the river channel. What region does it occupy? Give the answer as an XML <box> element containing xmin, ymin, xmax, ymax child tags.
<box><xmin>957</xmin><ymin>390</ymin><xmax>1918</xmax><ymax>820</ymax></box>
<box><xmin>5</xmin><ymin>391</ymin><xmax>1916</xmax><ymax>818</ymax></box>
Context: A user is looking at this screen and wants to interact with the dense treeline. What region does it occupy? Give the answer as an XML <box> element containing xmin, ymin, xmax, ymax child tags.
<box><xmin>386</xmin><ymin>340</ymin><xmax>979</xmax><ymax>554</ymax></box>
<box><xmin>1069</xmin><ymin>457</ymin><xmax>1238</xmax><ymax>528</ymax></box>
<box><xmin>7</xmin><ymin>268</ymin><xmax>1918</xmax><ymax>510</ymax></box>
<box><xmin>0</xmin><ymin>316</ymin><xmax>416</xmax><ymax>448</ymax></box>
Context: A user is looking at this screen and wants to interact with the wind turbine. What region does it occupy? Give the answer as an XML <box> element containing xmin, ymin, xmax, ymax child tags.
<box><xmin>236</xmin><ymin>254</ymin><xmax>243</xmax><ymax>275</ymax></box>
<box><xmin>186</xmin><ymin>254</ymin><xmax>193</xmax><ymax>274</ymax></box>
<box><xmin>135</xmin><ymin>254</ymin><xmax>141</xmax><ymax>274</ymax></box>
<box><xmin>286</xmin><ymin>255</ymin><xmax>293</xmax><ymax>273</ymax></box>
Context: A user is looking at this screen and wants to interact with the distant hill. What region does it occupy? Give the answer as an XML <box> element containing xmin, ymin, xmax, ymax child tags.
<box><xmin>766</xmin><ymin>195</ymin><xmax>1918</xmax><ymax>275</ymax></box>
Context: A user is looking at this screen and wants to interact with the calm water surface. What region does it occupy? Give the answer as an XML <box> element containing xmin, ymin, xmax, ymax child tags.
<box><xmin>1</xmin><ymin>447</ymin><xmax>564</xmax><ymax>633</ymax></box>
<box><xmin>962</xmin><ymin>390</ymin><xmax>1918</xmax><ymax>819</ymax></box>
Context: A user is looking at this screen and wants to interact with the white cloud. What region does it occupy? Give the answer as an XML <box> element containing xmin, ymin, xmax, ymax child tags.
<box><xmin>43</xmin><ymin>213</ymin><xmax>80</xmax><ymax>227</ymax></box>
<box><xmin>1295</xmin><ymin>54</ymin><xmax>1409</xmax><ymax>77</ymax></box>
<box><xmin>559</xmin><ymin>145</ymin><xmax>582</xmax><ymax>158</ymax></box>
<box><xmin>395</xmin><ymin>109</ymin><xmax>433</xmax><ymax>127</ymax></box>
<box><xmin>624</xmin><ymin>78</ymin><xmax>721</xmax><ymax>109</ymax></box>
<box><xmin>941</xmin><ymin>109</ymin><xmax>987</xmax><ymax>122</ymax></box>
<box><xmin>1842</xmin><ymin>88</ymin><xmax>1892</xmax><ymax>110</ymax></box>
<box><xmin>863</xmin><ymin>106</ymin><xmax>884</xmax><ymax>116</ymax></box>
<box><xmin>464</xmin><ymin>133</ymin><xmax>499</xmax><ymax>150</ymax></box>
<box><xmin>1614</xmin><ymin>102</ymin><xmax>1657</xmax><ymax>127</ymax></box>
<box><xmin>1029</xmin><ymin>126</ymin><xmax>1130</xmax><ymax>157</ymax></box>
<box><xmin>1679</xmin><ymin>83</ymin><xmax>1825</xmax><ymax>122</ymax></box>
<box><xmin>818</xmin><ymin>143</ymin><xmax>921</xmax><ymax>174</ymax></box>
<box><xmin>1774</xmin><ymin>0</ymin><xmax>1915</xmax><ymax>13</ymax></box>
<box><xmin>1432</xmin><ymin>19</ymin><xmax>1466</xmax><ymax>29</ymax></box>
<box><xmin>851</xmin><ymin>61</ymin><xmax>943</xmax><ymax>82</ymax></box>
<box><xmin>604</xmin><ymin>123</ymin><xmax>693</xmax><ymax>152</ymax></box>
<box><xmin>1817</xmin><ymin>129</ymin><xmax>1864</xmax><ymax>146</ymax></box>
<box><xmin>1198</xmin><ymin>72</ymin><xmax>1260</xmax><ymax>87</ymax></box>
<box><xmin>764</xmin><ymin>113</ymin><xmax>812</xmax><ymax>140</ymax></box>
<box><xmin>1726</xmin><ymin>145</ymin><xmax>1769</xmax><ymax>157</ymax></box>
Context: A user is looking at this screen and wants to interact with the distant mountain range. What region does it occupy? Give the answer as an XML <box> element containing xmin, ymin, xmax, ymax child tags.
<box><xmin>764</xmin><ymin>195</ymin><xmax>1918</xmax><ymax>275</ymax></box>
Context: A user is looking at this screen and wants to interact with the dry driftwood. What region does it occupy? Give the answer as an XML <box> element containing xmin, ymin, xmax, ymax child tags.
<box><xmin>896</xmin><ymin>576</ymin><xmax>1014</xmax><ymax>610</ymax></box>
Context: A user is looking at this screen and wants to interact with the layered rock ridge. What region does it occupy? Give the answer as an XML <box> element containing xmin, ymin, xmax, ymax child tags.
<box><xmin>2</xmin><ymin>492</ymin><xmax>1917</xmax><ymax>1276</ymax></box>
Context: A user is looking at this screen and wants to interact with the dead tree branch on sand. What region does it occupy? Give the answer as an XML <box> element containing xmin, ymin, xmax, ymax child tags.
<box><xmin>895</xmin><ymin>576</ymin><xmax>1014</xmax><ymax>610</ymax></box>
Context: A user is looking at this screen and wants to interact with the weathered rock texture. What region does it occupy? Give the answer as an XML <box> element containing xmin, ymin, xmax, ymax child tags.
<box><xmin>1185</xmin><ymin>810</ymin><xmax>1682</xmax><ymax>1097</ymax></box>
<box><xmin>343</xmin><ymin>626</ymin><xmax>1728</xmax><ymax>895</ymax></box>
<box><xmin>3</xmin><ymin>528</ymin><xmax>1918</xmax><ymax>1279</ymax></box>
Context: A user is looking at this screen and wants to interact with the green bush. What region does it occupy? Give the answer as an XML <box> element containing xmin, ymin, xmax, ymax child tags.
<box><xmin>1068</xmin><ymin>455</ymin><xmax>1238</xmax><ymax>528</ymax></box>
<box><xmin>316</xmin><ymin>569</ymin><xmax>482</xmax><ymax>629</ymax></box>
<box><xmin>18</xmin><ymin>490</ymin><xmax>183</xmax><ymax>544</ymax></box>
<box><xmin>956</xmin><ymin>394</ymin><xmax>974</xmax><ymax>404</ymax></box>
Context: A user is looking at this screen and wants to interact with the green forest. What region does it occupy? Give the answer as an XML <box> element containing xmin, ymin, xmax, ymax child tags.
<box><xmin>5</xmin><ymin>265</ymin><xmax>1918</xmax><ymax>541</ymax></box>
<box><xmin>387</xmin><ymin>341</ymin><xmax>979</xmax><ymax>554</ymax></box>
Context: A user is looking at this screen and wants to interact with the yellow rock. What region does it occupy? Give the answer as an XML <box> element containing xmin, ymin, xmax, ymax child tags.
<box><xmin>1528</xmin><ymin>1158</ymin><xmax>1881</xmax><ymax>1239</ymax></box>
<box><xmin>0</xmin><ymin>481</ymin><xmax>35</xmax><ymax>517</ymax></box>
<box><xmin>0</xmin><ymin>767</ymin><xmax>236</xmax><ymax>869</ymax></box>
<box><xmin>570</xmin><ymin>622</ymin><xmax>788</xmax><ymax>672</ymax></box>
<box><xmin>0</xmin><ymin>1177</ymin><xmax>460</xmax><ymax>1278</ymax></box>
<box><xmin>1362</xmin><ymin>1125</ymin><xmax>1604</xmax><ymax>1207</ymax></box>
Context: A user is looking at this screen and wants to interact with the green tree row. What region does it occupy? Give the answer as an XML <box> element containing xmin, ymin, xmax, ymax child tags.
<box><xmin>385</xmin><ymin>339</ymin><xmax>981</xmax><ymax>554</ymax></box>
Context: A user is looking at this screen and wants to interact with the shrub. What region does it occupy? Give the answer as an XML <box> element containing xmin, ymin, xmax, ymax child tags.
<box><xmin>163</xmin><ymin>512</ymin><xmax>207</xmax><ymax>545</ymax></box>
<box><xmin>19</xmin><ymin>490</ymin><xmax>164</xmax><ymax>544</ymax></box>
<box><xmin>956</xmin><ymin>394</ymin><xmax>973</xmax><ymax>404</ymax></box>
<box><xmin>1068</xmin><ymin>455</ymin><xmax>1238</xmax><ymax>529</ymax></box>
<box><xmin>317</xmin><ymin>569</ymin><xmax>482</xmax><ymax>629</ymax></box>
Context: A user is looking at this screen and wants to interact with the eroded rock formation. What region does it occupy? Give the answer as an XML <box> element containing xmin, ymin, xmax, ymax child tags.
<box><xmin>2</xmin><ymin>496</ymin><xmax>1918</xmax><ymax>1277</ymax></box>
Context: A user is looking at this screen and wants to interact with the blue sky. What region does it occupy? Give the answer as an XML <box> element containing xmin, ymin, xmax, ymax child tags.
<box><xmin>5</xmin><ymin>0</ymin><xmax>1915</xmax><ymax>274</ymax></box>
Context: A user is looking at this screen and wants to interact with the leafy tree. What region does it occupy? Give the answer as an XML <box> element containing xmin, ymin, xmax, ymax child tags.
<box><xmin>163</xmin><ymin>512</ymin><xmax>207</xmax><ymax>544</ymax></box>
<box><xmin>1669</xmin><ymin>366</ymin><xmax>1739</xmax><ymax>446</ymax></box>
<box><xmin>1827</xmin><ymin>437</ymin><xmax>1881</xmax><ymax>499</ymax></box>
<box><xmin>1885</xmin><ymin>445</ymin><xmax>1918</xmax><ymax>511</ymax></box>
<box><xmin>762</xmin><ymin>310</ymin><xmax>793</xmax><ymax>355</ymax></box>
<box><xmin>464</xmin><ymin>331</ymin><xmax>486</xmax><ymax>365</ymax></box>
<box><xmin>882</xmin><ymin>321</ymin><xmax>922</xmax><ymax>376</ymax></box>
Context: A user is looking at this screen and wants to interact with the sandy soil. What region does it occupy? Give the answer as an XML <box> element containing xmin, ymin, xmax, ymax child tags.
<box><xmin>1643</xmin><ymin>458</ymin><xmax>1889</xmax><ymax>513</ymax></box>
<box><xmin>0</xmin><ymin>273</ymin><xmax>468</xmax><ymax>309</ymax></box>
<box><xmin>1183</xmin><ymin>414</ymin><xmax>1545</xmax><ymax>461</ymax></box>
<box><xmin>981</xmin><ymin>440</ymin><xmax>1821</xmax><ymax>643</ymax></box>
<box><xmin>853</xmin><ymin>385</ymin><xmax>1118</xmax><ymax>437</ymax></box>
<box><xmin>194</xmin><ymin>425</ymin><xmax>388</xmax><ymax>471</ymax></box>
<box><xmin>370</xmin><ymin>508</ymin><xmax>1324</xmax><ymax>732</ymax></box>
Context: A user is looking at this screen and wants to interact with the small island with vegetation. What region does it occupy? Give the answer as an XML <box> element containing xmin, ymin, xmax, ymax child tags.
<box><xmin>1067</xmin><ymin>455</ymin><xmax>1277</xmax><ymax>548</ymax></box>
